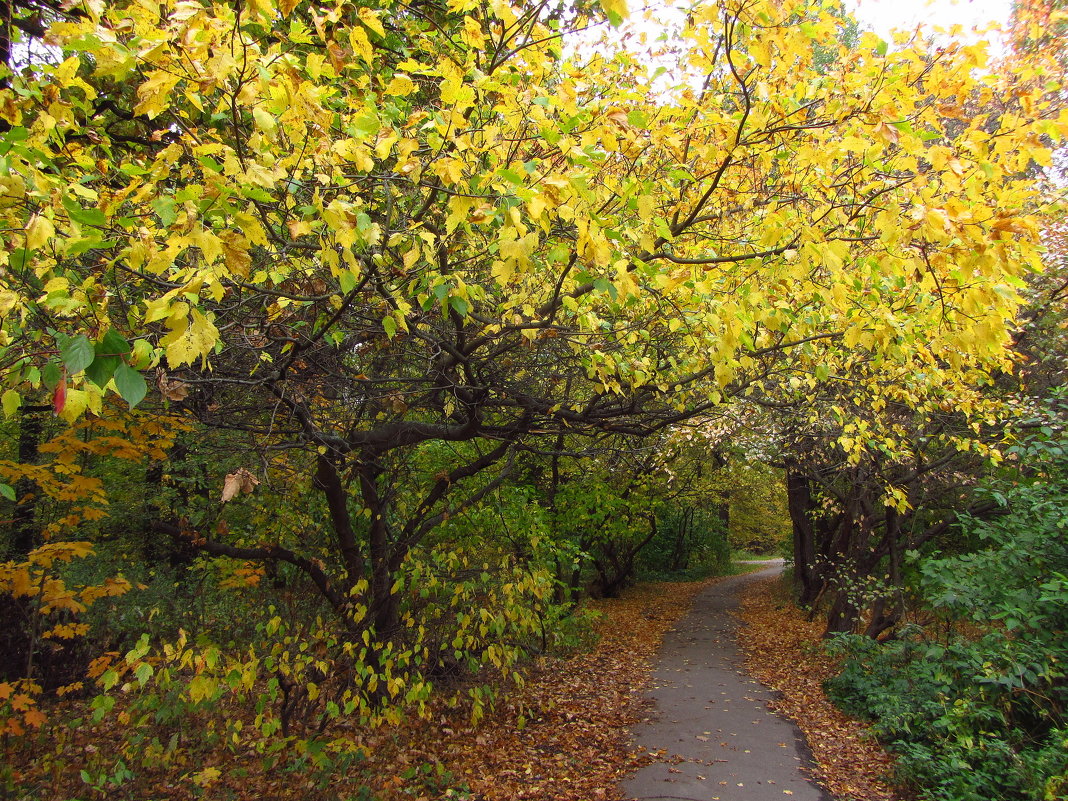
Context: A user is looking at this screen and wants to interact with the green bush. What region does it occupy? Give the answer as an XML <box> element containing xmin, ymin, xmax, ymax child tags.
<box><xmin>826</xmin><ymin>460</ymin><xmax>1068</xmax><ymax>801</ymax></box>
<box><xmin>636</xmin><ymin>506</ymin><xmax>730</xmax><ymax>578</ymax></box>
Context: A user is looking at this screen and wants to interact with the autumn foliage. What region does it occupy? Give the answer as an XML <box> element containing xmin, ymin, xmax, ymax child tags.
<box><xmin>0</xmin><ymin>0</ymin><xmax>1064</xmax><ymax>795</ymax></box>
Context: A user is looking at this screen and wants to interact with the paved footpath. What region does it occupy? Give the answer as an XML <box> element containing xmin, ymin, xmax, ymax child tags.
<box><xmin>621</xmin><ymin>562</ymin><xmax>833</xmax><ymax>801</ymax></box>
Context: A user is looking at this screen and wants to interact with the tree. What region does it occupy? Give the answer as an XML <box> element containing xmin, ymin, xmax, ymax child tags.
<box><xmin>0</xmin><ymin>0</ymin><xmax>1059</xmax><ymax>658</ymax></box>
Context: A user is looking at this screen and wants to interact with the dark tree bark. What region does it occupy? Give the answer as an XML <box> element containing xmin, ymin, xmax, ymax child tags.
<box><xmin>9</xmin><ymin>405</ymin><xmax>49</xmax><ymax>559</ymax></box>
<box><xmin>786</xmin><ymin>467</ymin><xmax>820</xmax><ymax>606</ymax></box>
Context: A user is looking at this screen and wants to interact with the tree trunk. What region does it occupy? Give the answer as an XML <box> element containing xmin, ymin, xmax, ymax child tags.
<box><xmin>864</xmin><ymin>505</ymin><xmax>903</xmax><ymax>639</ymax></box>
<box><xmin>825</xmin><ymin>586</ymin><xmax>859</xmax><ymax>635</ymax></box>
<box><xmin>669</xmin><ymin>507</ymin><xmax>693</xmax><ymax>571</ymax></box>
<box><xmin>10</xmin><ymin>406</ymin><xmax>48</xmax><ymax>559</ymax></box>
<box><xmin>786</xmin><ymin>469</ymin><xmax>820</xmax><ymax>605</ymax></box>
<box><xmin>354</xmin><ymin>457</ymin><xmax>401</xmax><ymax>636</ymax></box>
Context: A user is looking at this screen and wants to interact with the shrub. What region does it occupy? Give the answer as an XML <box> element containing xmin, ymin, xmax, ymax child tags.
<box><xmin>826</xmin><ymin>470</ymin><xmax>1068</xmax><ymax>801</ymax></box>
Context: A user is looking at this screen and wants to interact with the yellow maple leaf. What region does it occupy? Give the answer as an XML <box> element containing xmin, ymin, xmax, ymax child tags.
<box><xmin>191</xmin><ymin>767</ymin><xmax>221</xmax><ymax>788</ymax></box>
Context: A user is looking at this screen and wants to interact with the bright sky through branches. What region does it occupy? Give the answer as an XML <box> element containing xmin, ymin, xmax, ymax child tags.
<box><xmin>850</xmin><ymin>0</ymin><xmax>1012</xmax><ymax>42</ymax></box>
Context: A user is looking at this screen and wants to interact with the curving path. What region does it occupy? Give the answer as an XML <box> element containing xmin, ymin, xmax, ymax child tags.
<box><xmin>621</xmin><ymin>562</ymin><xmax>833</xmax><ymax>801</ymax></box>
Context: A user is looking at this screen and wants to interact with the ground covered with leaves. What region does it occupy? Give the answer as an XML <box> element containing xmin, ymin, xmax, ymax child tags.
<box><xmin>367</xmin><ymin>577</ymin><xmax>719</xmax><ymax>801</ymax></box>
<box><xmin>16</xmin><ymin>572</ymin><xmax>904</xmax><ymax>801</ymax></box>
<box><xmin>736</xmin><ymin>575</ymin><xmax>905</xmax><ymax>801</ymax></box>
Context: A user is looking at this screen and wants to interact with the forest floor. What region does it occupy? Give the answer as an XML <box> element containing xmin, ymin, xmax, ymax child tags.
<box><xmin>13</xmin><ymin>566</ymin><xmax>903</xmax><ymax>801</ymax></box>
<box><xmin>364</xmin><ymin>574</ymin><xmax>719</xmax><ymax>800</ymax></box>
<box><xmin>371</xmin><ymin>563</ymin><xmax>904</xmax><ymax>801</ymax></box>
<box><xmin>737</xmin><ymin>573</ymin><xmax>906</xmax><ymax>801</ymax></box>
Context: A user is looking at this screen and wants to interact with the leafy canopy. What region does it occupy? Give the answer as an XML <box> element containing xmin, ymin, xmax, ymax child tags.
<box><xmin>0</xmin><ymin>0</ymin><xmax>1060</xmax><ymax>444</ymax></box>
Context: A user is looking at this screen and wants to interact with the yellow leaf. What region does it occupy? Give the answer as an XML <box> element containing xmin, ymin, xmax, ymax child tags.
<box><xmin>248</xmin><ymin>0</ymin><xmax>274</xmax><ymax>20</ymax></box>
<box><xmin>440</xmin><ymin>79</ymin><xmax>474</xmax><ymax>109</ymax></box>
<box><xmin>59</xmin><ymin>389</ymin><xmax>89</xmax><ymax>423</ymax></box>
<box><xmin>25</xmin><ymin>214</ymin><xmax>55</xmax><ymax>250</ymax></box>
<box><xmin>190</xmin><ymin>227</ymin><xmax>223</xmax><ymax>264</ymax></box>
<box><xmin>349</xmin><ymin>26</ymin><xmax>373</xmax><ymax>64</ymax></box>
<box><xmin>600</xmin><ymin>0</ymin><xmax>628</xmax><ymax>23</ymax></box>
<box><xmin>2</xmin><ymin>389</ymin><xmax>22</xmax><ymax>419</ymax></box>
<box><xmin>527</xmin><ymin>195</ymin><xmax>545</xmax><ymax>221</ymax></box>
<box><xmin>219</xmin><ymin>231</ymin><xmax>251</xmax><ymax>278</ymax></box>
<box><xmin>252</xmin><ymin>106</ymin><xmax>276</xmax><ymax>139</ymax></box>
<box><xmin>432</xmin><ymin>158</ymin><xmax>465</xmax><ymax>185</ymax></box>
<box><xmin>163</xmin><ymin>308</ymin><xmax>220</xmax><ymax>367</ymax></box>
<box><xmin>0</xmin><ymin>289</ymin><xmax>19</xmax><ymax>315</ymax></box>
<box><xmin>134</xmin><ymin>70</ymin><xmax>182</xmax><ymax>119</ymax></box>
<box><xmin>446</xmin><ymin>195</ymin><xmax>475</xmax><ymax>234</ymax></box>
<box><xmin>462</xmin><ymin>16</ymin><xmax>486</xmax><ymax>49</ymax></box>
<box><xmin>191</xmin><ymin>767</ymin><xmax>221</xmax><ymax>788</ymax></box>
<box><xmin>358</xmin><ymin>7</ymin><xmax>385</xmax><ymax>38</ymax></box>
<box><xmin>491</xmin><ymin>260</ymin><xmax>513</xmax><ymax>285</ymax></box>
<box><xmin>636</xmin><ymin>194</ymin><xmax>655</xmax><ymax>222</ymax></box>
<box><xmin>385</xmin><ymin>74</ymin><xmax>416</xmax><ymax>96</ymax></box>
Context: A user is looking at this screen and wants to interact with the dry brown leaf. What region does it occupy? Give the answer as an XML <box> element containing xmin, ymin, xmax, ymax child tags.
<box><xmin>220</xmin><ymin>468</ymin><xmax>260</xmax><ymax>503</ymax></box>
<box><xmin>736</xmin><ymin>577</ymin><xmax>905</xmax><ymax>801</ymax></box>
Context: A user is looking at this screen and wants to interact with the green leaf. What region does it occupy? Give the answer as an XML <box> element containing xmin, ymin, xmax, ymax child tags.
<box><xmin>60</xmin><ymin>334</ymin><xmax>95</xmax><ymax>374</ymax></box>
<box><xmin>497</xmin><ymin>168</ymin><xmax>524</xmax><ymax>185</ymax></box>
<box><xmin>8</xmin><ymin>249</ymin><xmax>30</xmax><ymax>272</ymax></box>
<box><xmin>627</xmin><ymin>109</ymin><xmax>649</xmax><ymax>128</ymax></box>
<box><xmin>339</xmin><ymin>270</ymin><xmax>358</xmax><ymax>293</ymax></box>
<box><xmin>2</xmin><ymin>389</ymin><xmax>21</xmax><ymax>419</ymax></box>
<box><xmin>113</xmin><ymin>363</ymin><xmax>148</xmax><ymax>407</ymax></box>
<box><xmin>351</xmin><ymin>110</ymin><xmax>381</xmax><ymax>139</ymax></box>
<box><xmin>101</xmin><ymin>669</ymin><xmax>119</xmax><ymax>691</ymax></box>
<box><xmin>0</xmin><ymin>483</ymin><xmax>15</xmax><ymax>502</ymax></box>
<box><xmin>600</xmin><ymin>0</ymin><xmax>627</xmax><ymax>26</ymax></box>
<box><xmin>134</xmin><ymin>662</ymin><xmax>154</xmax><ymax>687</ymax></box>
<box><xmin>382</xmin><ymin>315</ymin><xmax>397</xmax><ymax>339</ymax></box>
<box><xmin>42</xmin><ymin>362</ymin><xmax>62</xmax><ymax>391</ymax></box>
<box><xmin>63</xmin><ymin>196</ymin><xmax>107</xmax><ymax>227</ymax></box>
<box><xmin>85</xmin><ymin>354</ymin><xmax>120</xmax><ymax>388</ymax></box>
<box><xmin>100</xmin><ymin>328</ymin><xmax>131</xmax><ymax>357</ymax></box>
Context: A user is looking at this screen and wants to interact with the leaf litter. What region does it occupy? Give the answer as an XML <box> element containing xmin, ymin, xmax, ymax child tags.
<box><xmin>370</xmin><ymin>577</ymin><xmax>719</xmax><ymax>800</ymax></box>
<box><xmin>13</xmin><ymin>572</ymin><xmax>903</xmax><ymax>801</ymax></box>
<box><xmin>736</xmin><ymin>574</ymin><xmax>907</xmax><ymax>801</ymax></box>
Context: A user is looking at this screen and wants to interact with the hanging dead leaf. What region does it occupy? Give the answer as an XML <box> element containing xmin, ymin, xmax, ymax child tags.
<box><xmin>221</xmin><ymin>468</ymin><xmax>260</xmax><ymax>503</ymax></box>
<box><xmin>156</xmin><ymin>370</ymin><xmax>190</xmax><ymax>401</ymax></box>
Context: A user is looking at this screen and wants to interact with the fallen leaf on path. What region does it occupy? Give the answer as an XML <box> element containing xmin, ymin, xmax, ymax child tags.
<box><xmin>736</xmin><ymin>577</ymin><xmax>905</xmax><ymax>801</ymax></box>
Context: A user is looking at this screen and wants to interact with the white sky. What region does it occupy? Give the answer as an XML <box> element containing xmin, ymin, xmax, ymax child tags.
<box><xmin>849</xmin><ymin>0</ymin><xmax>1013</xmax><ymax>42</ymax></box>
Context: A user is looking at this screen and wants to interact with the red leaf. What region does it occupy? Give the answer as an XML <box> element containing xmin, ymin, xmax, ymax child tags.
<box><xmin>52</xmin><ymin>379</ymin><xmax>66</xmax><ymax>415</ymax></box>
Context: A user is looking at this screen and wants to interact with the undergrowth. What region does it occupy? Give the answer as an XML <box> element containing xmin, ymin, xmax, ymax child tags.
<box><xmin>825</xmin><ymin>470</ymin><xmax>1068</xmax><ymax>801</ymax></box>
